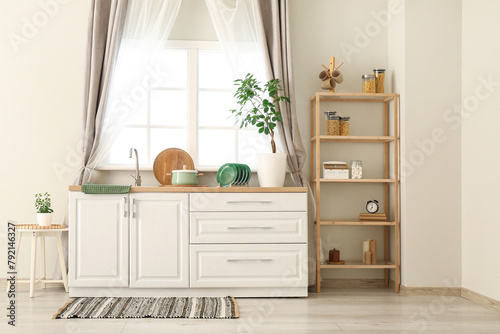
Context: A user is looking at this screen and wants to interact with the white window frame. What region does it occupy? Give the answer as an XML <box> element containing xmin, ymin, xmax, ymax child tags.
<box><xmin>97</xmin><ymin>40</ymin><xmax>255</xmax><ymax>172</ymax></box>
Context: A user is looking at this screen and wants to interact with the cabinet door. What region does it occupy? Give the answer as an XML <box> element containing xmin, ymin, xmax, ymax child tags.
<box><xmin>130</xmin><ymin>193</ymin><xmax>189</xmax><ymax>288</ymax></box>
<box><xmin>69</xmin><ymin>193</ymin><xmax>129</xmax><ymax>287</ymax></box>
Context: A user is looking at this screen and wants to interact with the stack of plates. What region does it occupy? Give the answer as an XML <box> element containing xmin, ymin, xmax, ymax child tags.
<box><xmin>216</xmin><ymin>163</ymin><xmax>251</xmax><ymax>187</ymax></box>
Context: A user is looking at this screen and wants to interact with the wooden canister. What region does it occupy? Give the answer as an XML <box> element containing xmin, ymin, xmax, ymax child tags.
<box><xmin>364</xmin><ymin>251</ymin><xmax>372</xmax><ymax>265</ymax></box>
<box><xmin>329</xmin><ymin>248</ymin><xmax>340</xmax><ymax>262</ymax></box>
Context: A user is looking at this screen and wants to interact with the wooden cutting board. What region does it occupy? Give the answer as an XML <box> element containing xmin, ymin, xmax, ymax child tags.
<box><xmin>153</xmin><ymin>148</ymin><xmax>194</xmax><ymax>186</ymax></box>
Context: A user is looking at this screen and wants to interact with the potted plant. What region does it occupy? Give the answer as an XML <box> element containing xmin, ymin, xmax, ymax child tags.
<box><xmin>35</xmin><ymin>192</ymin><xmax>53</xmax><ymax>226</ymax></box>
<box><xmin>230</xmin><ymin>73</ymin><xmax>290</xmax><ymax>187</ymax></box>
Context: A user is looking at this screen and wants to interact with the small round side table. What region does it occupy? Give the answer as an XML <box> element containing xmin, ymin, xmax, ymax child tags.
<box><xmin>6</xmin><ymin>224</ymin><xmax>69</xmax><ymax>298</ymax></box>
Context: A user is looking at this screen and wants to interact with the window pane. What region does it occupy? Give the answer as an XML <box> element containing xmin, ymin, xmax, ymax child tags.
<box><xmin>198</xmin><ymin>50</ymin><xmax>234</xmax><ymax>89</ymax></box>
<box><xmin>150</xmin><ymin>128</ymin><xmax>188</xmax><ymax>164</ymax></box>
<box><xmin>126</xmin><ymin>99</ymin><xmax>148</xmax><ymax>126</ymax></box>
<box><xmin>198</xmin><ymin>129</ymin><xmax>236</xmax><ymax>166</ymax></box>
<box><xmin>150</xmin><ymin>90</ymin><xmax>187</xmax><ymax>126</ymax></box>
<box><xmin>237</xmin><ymin>129</ymin><xmax>272</xmax><ymax>167</ymax></box>
<box><xmin>107</xmin><ymin>128</ymin><xmax>148</xmax><ymax>165</ymax></box>
<box><xmin>152</xmin><ymin>49</ymin><xmax>187</xmax><ymax>88</ymax></box>
<box><xmin>198</xmin><ymin>91</ymin><xmax>236</xmax><ymax>127</ymax></box>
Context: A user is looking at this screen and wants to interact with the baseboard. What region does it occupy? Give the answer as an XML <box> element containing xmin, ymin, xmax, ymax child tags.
<box><xmin>461</xmin><ymin>287</ymin><xmax>500</xmax><ymax>312</ymax></box>
<box><xmin>0</xmin><ymin>277</ymin><xmax>64</xmax><ymax>287</ymax></box>
<box><xmin>399</xmin><ymin>284</ymin><xmax>461</xmax><ymax>296</ymax></box>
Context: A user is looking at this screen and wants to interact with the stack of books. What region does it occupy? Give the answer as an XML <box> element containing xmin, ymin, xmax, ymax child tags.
<box><xmin>358</xmin><ymin>213</ymin><xmax>387</xmax><ymax>222</ymax></box>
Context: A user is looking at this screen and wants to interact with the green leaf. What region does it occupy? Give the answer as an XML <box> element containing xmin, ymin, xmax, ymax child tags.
<box><xmin>264</xmin><ymin>128</ymin><xmax>270</xmax><ymax>135</ymax></box>
<box><xmin>259</xmin><ymin>127</ymin><xmax>264</xmax><ymax>133</ymax></box>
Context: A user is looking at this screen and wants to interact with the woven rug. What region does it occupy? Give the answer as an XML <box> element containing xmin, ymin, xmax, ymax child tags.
<box><xmin>53</xmin><ymin>297</ymin><xmax>239</xmax><ymax>319</ymax></box>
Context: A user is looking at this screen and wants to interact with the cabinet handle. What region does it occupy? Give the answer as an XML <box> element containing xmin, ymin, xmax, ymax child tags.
<box><xmin>226</xmin><ymin>201</ymin><xmax>272</xmax><ymax>204</ymax></box>
<box><xmin>123</xmin><ymin>197</ymin><xmax>127</xmax><ymax>217</ymax></box>
<box><xmin>226</xmin><ymin>259</ymin><xmax>273</xmax><ymax>262</ymax></box>
<box><xmin>132</xmin><ymin>198</ymin><xmax>136</xmax><ymax>218</ymax></box>
<box><xmin>227</xmin><ymin>226</ymin><xmax>273</xmax><ymax>230</ymax></box>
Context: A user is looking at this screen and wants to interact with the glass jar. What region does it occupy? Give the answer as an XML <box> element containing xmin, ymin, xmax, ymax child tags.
<box><xmin>324</xmin><ymin>110</ymin><xmax>340</xmax><ymax>135</ymax></box>
<box><xmin>339</xmin><ymin>116</ymin><xmax>350</xmax><ymax>136</ymax></box>
<box><xmin>373</xmin><ymin>69</ymin><xmax>385</xmax><ymax>93</ymax></box>
<box><xmin>350</xmin><ymin>160</ymin><xmax>362</xmax><ymax>179</ymax></box>
<box><xmin>362</xmin><ymin>74</ymin><xmax>375</xmax><ymax>93</ymax></box>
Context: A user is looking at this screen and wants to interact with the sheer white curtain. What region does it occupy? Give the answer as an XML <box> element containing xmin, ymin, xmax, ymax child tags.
<box><xmin>205</xmin><ymin>0</ymin><xmax>268</xmax><ymax>82</ymax></box>
<box><xmin>205</xmin><ymin>0</ymin><xmax>280</xmax><ymax>157</ymax></box>
<box><xmin>85</xmin><ymin>0</ymin><xmax>182</xmax><ymax>176</ymax></box>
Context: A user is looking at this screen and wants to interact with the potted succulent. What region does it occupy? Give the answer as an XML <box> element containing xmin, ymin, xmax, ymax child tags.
<box><xmin>230</xmin><ymin>73</ymin><xmax>290</xmax><ymax>187</ymax></box>
<box><xmin>35</xmin><ymin>192</ymin><xmax>54</xmax><ymax>226</ymax></box>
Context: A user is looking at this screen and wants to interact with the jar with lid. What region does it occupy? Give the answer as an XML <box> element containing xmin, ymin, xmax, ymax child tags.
<box><xmin>324</xmin><ymin>110</ymin><xmax>340</xmax><ymax>135</ymax></box>
<box><xmin>373</xmin><ymin>69</ymin><xmax>385</xmax><ymax>93</ymax></box>
<box><xmin>350</xmin><ymin>160</ymin><xmax>362</xmax><ymax>179</ymax></box>
<box><xmin>339</xmin><ymin>116</ymin><xmax>350</xmax><ymax>136</ymax></box>
<box><xmin>362</xmin><ymin>74</ymin><xmax>375</xmax><ymax>93</ymax></box>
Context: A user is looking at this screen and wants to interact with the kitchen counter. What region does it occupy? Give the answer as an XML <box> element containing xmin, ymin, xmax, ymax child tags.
<box><xmin>68</xmin><ymin>186</ymin><xmax>307</xmax><ymax>193</ymax></box>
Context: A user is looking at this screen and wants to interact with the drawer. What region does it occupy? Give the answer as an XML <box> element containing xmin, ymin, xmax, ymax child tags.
<box><xmin>190</xmin><ymin>244</ymin><xmax>308</xmax><ymax>288</ymax></box>
<box><xmin>190</xmin><ymin>192</ymin><xmax>307</xmax><ymax>212</ymax></box>
<box><xmin>190</xmin><ymin>212</ymin><xmax>307</xmax><ymax>244</ymax></box>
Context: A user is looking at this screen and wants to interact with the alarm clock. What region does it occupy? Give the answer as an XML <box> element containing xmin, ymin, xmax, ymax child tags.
<box><xmin>366</xmin><ymin>199</ymin><xmax>379</xmax><ymax>214</ymax></box>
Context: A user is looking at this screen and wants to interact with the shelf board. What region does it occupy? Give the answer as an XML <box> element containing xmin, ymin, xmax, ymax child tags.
<box><xmin>311</xmin><ymin>135</ymin><xmax>395</xmax><ymax>143</ymax></box>
<box><xmin>313</xmin><ymin>178</ymin><xmax>395</xmax><ymax>183</ymax></box>
<box><xmin>320</xmin><ymin>261</ymin><xmax>396</xmax><ymax>269</ymax></box>
<box><xmin>320</xmin><ymin>220</ymin><xmax>396</xmax><ymax>226</ymax></box>
<box><xmin>310</xmin><ymin>92</ymin><xmax>398</xmax><ymax>102</ymax></box>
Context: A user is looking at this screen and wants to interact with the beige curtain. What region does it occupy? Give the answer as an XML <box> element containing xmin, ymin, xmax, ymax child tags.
<box><xmin>258</xmin><ymin>0</ymin><xmax>317</xmax><ymax>286</ymax></box>
<box><xmin>79</xmin><ymin>0</ymin><xmax>129</xmax><ymax>185</ymax></box>
<box><xmin>53</xmin><ymin>0</ymin><xmax>128</xmax><ymax>280</ymax></box>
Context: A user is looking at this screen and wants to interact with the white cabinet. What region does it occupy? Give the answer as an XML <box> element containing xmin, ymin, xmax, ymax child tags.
<box><xmin>190</xmin><ymin>192</ymin><xmax>308</xmax><ymax>293</ymax></box>
<box><xmin>69</xmin><ymin>192</ymin><xmax>188</xmax><ymax>289</ymax></box>
<box><xmin>69</xmin><ymin>193</ymin><xmax>128</xmax><ymax>287</ymax></box>
<box><xmin>129</xmin><ymin>193</ymin><xmax>188</xmax><ymax>288</ymax></box>
<box><xmin>69</xmin><ymin>189</ymin><xmax>308</xmax><ymax>297</ymax></box>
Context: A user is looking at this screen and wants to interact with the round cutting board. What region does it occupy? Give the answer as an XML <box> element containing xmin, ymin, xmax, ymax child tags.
<box><xmin>153</xmin><ymin>148</ymin><xmax>194</xmax><ymax>186</ymax></box>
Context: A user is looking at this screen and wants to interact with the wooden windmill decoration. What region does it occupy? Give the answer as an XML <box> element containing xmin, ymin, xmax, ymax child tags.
<box><xmin>319</xmin><ymin>56</ymin><xmax>344</xmax><ymax>92</ymax></box>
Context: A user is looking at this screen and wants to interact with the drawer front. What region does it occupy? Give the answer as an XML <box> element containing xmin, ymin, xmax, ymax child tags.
<box><xmin>190</xmin><ymin>244</ymin><xmax>308</xmax><ymax>288</ymax></box>
<box><xmin>190</xmin><ymin>192</ymin><xmax>307</xmax><ymax>212</ymax></box>
<box><xmin>190</xmin><ymin>212</ymin><xmax>307</xmax><ymax>244</ymax></box>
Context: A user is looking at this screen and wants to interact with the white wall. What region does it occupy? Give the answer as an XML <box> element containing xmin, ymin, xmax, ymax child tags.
<box><xmin>390</xmin><ymin>0</ymin><xmax>463</xmax><ymax>287</ymax></box>
<box><xmin>462</xmin><ymin>0</ymin><xmax>500</xmax><ymax>301</ymax></box>
<box><xmin>0</xmin><ymin>0</ymin><xmax>89</xmax><ymax>278</ymax></box>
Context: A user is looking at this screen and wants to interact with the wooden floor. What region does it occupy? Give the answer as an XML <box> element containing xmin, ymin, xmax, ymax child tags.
<box><xmin>2</xmin><ymin>283</ymin><xmax>500</xmax><ymax>333</ymax></box>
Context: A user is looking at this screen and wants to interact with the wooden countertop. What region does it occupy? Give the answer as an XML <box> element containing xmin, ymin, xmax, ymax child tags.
<box><xmin>68</xmin><ymin>185</ymin><xmax>307</xmax><ymax>193</ymax></box>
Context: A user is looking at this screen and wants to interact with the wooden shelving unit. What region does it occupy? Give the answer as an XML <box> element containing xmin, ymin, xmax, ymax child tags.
<box><xmin>310</xmin><ymin>92</ymin><xmax>400</xmax><ymax>293</ymax></box>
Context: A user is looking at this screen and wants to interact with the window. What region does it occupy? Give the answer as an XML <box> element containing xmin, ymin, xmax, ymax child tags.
<box><xmin>101</xmin><ymin>41</ymin><xmax>272</xmax><ymax>171</ymax></box>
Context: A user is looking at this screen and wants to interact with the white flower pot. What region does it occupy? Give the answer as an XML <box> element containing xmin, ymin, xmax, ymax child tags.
<box><xmin>257</xmin><ymin>153</ymin><xmax>287</xmax><ymax>187</ymax></box>
<box><xmin>37</xmin><ymin>213</ymin><xmax>53</xmax><ymax>226</ymax></box>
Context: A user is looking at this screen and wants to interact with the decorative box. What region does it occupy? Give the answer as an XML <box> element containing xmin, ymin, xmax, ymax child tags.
<box><xmin>323</xmin><ymin>161</ymin><xmax>349</xmax><ymax>179</ymax></box>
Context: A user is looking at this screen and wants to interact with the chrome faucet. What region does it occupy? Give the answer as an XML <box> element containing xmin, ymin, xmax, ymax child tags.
<box><xmin>129</xmin><ymin>148</ymin><xmax>142</xmax><ymax>186</ymax></box>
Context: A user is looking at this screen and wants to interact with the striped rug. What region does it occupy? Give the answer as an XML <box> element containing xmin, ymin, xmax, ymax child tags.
<box><xmin>53</xmin><ymin>296</ymin><xmax>239</xmax><ymax>319</ymax></box>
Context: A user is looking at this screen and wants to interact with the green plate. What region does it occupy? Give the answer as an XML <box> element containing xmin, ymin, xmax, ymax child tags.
<box><xmin>234</xmin><ymin>164</ymin><xmax>244</xmax><ymax>184</ymax></box>
<box><xmin>217</xmin><ymin>164</ymin><xmax>237</xmax><ymax>187</ymax></box>
<box><xmin>243</xmin><ymin>164</ymin><xmax>251</xmax><ymax>184</ymax></box>
<box><xmin>241</xmin><ymin>164</ymin><xmax>249</xmax><ymax>184</ymax></box>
